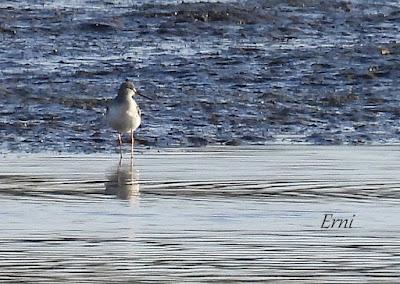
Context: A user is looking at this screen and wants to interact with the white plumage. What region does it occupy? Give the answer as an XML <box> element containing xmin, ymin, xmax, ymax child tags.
<box><xmin>106</xmin><ymin>80</ymin><xmax>144</xmax><ymax>157</ymax></box>
<box><xmin>106</xmin><ymin>91</ymin><xmax>141</xmax><ymax>133</ymax></box>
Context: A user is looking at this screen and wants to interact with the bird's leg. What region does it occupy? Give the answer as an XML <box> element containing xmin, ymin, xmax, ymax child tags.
<box><xmin>131</xmin><ymin>130</ymin><xmax>134</xmax><ymax>159</ymax></box>
<box><xmin>118</xmin><ymin>133</ymin><xmax>123</xmax><ymax>158</ymax></box>
<box><xmin>118</xmin><ymin>154</ymin><xmax>122</xmax><ymax>168</ymax></box>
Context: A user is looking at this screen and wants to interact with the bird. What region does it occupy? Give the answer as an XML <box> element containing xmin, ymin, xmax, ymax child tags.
<box><xmin>106</xmin><ymin>80</ymin><xmax>149</xmax><ymax>158</ymax></box>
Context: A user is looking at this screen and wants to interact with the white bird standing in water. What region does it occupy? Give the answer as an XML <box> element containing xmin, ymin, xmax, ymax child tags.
<box><xmin>106</xmin><ymin>80</ymin><xmax>150</xmax><ymax>158</ymax></box>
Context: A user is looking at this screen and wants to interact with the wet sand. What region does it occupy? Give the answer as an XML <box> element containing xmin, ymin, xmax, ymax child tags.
<box><xmin>0</xmin><ymin>145</ymin><xmax>399</xmax><ymax>282</ymax></box>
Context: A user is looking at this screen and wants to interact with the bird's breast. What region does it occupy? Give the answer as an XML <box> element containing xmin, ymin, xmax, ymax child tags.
<box><xmin>106</xmin><ymin>99</ymin><xmax>141</xmax><ymax>133</ymax></box>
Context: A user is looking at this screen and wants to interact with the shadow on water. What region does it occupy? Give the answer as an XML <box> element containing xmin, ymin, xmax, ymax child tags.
<box><xmin>104</xmin><ymin>157</ymin><xmax>140</xmax><ymax>201</ymax></box>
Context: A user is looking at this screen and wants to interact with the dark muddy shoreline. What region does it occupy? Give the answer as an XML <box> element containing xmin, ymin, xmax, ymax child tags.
<box><xmin>1</xmin><ymin>0</ymin><xmax>400</xmax><ymax>152</ymax></box>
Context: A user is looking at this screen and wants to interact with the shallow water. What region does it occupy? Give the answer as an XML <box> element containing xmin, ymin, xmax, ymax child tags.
<box><xmin>1</xmin><ymin>146</ymin><xmax>400</xmax><ymax>282</ymax></box>
<box><xmin>1</xmin><ymin>0</ymin><xmax>400</xmax><ymax>152</ymax></box>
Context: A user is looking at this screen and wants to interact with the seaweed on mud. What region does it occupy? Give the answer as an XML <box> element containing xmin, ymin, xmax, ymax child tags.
<box><xmin>78</xmin><ymin>21</ymin><xmax>121</xmax><ymax>33</ymax></box>
<box><xmin>320</xmin><ymin>91</ymin><xmax>359</xmax><ymax>107</ymax></box>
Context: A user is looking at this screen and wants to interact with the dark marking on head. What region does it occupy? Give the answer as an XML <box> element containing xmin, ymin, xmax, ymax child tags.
<box><xmin>118</xmin><ymin>79</ymin><xmax>137</xmax><ymax>96</ymax></box>
<box><xmin>117</xmin><ymin>79</ymin><xmax>151</xmax><ymax>99</ymax></box>
<box><xmin>123</xmin><ymin>79</ymin><xmax>135</xmax><ymax>91</ymax></box>
<box><xmin>120</xmin><ymin>79</ymin><xmax>135</xmax><ymax>91</ymax></box>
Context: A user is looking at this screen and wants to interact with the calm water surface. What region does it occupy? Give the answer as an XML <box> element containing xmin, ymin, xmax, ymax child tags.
<box><xmin>0</xmin><ymin>146</ymin><xmax>399</xmax><ymax>282</ymax></box>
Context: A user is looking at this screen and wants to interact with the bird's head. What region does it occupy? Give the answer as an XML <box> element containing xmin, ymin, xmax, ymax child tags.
<box><xmin>119</xmin><ymin>80</ymin><xmax>138</xmax><ymax>96</ymax></box>
<box><xmin>118</xmin><ymin>79</ymin><xmax>152</xmax><ymax>99</ymax></box>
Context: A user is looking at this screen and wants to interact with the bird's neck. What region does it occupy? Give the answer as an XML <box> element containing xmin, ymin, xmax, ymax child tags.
<box><xmin>118</xmin><ymin>88</ymin><xmax>134</xmax><ymax>97</ymax></box>
<box><xmin>115</xmin><ymin>93</ymin><xmax>137</xmax><ymax>106</ymax></box>
<box><xmin>116</xmin><ymin>90</ymin><xmax>134</xmax><ymax>101</ymax></box>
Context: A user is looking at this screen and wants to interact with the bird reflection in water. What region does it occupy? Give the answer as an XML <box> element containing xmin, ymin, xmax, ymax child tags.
<box><xmin>105</xmin><ymin>158</ymin><xmax>139</xmax><ymax>201</ymax></box>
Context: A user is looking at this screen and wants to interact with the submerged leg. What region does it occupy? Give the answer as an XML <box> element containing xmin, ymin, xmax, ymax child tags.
<box><xmin>118</xmin><ymin>133</ymin><xmax>123</xmax><ymax>158</ymax></box>
<box><xmin>131</xmin><ymin>130</ymin><xmax>134</xmax><ymax>159</ymax></box>
<box><xmin>118</xmin><ymin>154</ymin><xmax>122</xmax><ymax>168</ymax></box>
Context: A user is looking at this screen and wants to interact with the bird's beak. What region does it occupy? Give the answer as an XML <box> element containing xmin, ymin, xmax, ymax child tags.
<box><xmin>136</xmin><ymin>90</ymin><xmax>153</xmax><ymax>100</ymax></box>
